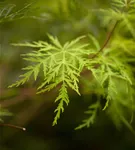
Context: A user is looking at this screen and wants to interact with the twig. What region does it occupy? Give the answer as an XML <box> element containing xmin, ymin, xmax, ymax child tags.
<box><xmin>0</xmin><ymin>123</ymin><xmax>26</xmax><ymax>131</ymax></box>
<box><xmin>92</xmin><ymin>20</ymin><xmax>119</xmax><ymax>59</ymax></box>
<box><xmin>92</xmin><ymin>0</ymin><xmax>132</xmax><ymax>59</ymax></box>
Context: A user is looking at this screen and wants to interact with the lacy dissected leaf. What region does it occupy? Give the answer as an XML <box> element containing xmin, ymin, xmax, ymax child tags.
<box><xmin>110</xmin><ymin>36</ymin><xmax>135</xmax><ymax>57</ymax></box>
<box><xmin>75</xmin><ymin>100</ymin><xmax>101</xmax><ymax>130</ymax></box>
<box><xmin>106</xmin><ymin>78</ymin><xmax>135</xmax><ymax>134</ymax></box>
<box><xmin>115</xmin><ymin>0</ymin><xmax>135</xmax><ymax>38</ymax></box>
<box><xmin>9</xmin><ymin>34</ymin><xmax>95</xmax><ymax>125</ymax></box>
<box><xmin>95</xmin><ymin>0</ymin><xmax>135</xmax><ymax>28</ymax></box>
<box><xmin>52</xmin><ymin>82</ymin><xmax>69</xmax><ymax>125</ymax></box>
<box><xmin>119</xmin><ymin>13</ymin><xmax>135</xmax><ymax>38</ymax></box>
<box><xmin>6</xmin><ymin>0</ymin><xmax>135</xmax><ymax>130</ymax></box>
<box><xmin>89</xmin><ymin>53</ymin><xmax>133</xmax><ymax>87</ymax></box>
<box><xmin>111</xmin><ymin>0</ymin><xmax>135</xmax><ymax>9</ymax></box>
<box><xmin>86</xmin><ymin>51</ymin><xmax>135</xmax><ymax>131</ymax></box>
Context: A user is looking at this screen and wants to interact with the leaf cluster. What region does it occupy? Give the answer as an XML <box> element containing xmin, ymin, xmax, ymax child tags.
<box><xmin>9</xmin><ymin>34</ymin><xmax>94</xmax><ymax>125</ymax></box>
<box><xmin>1</xmin><ymin>0</ymin><xmax>135</xmax><ymax>132</ymax></box>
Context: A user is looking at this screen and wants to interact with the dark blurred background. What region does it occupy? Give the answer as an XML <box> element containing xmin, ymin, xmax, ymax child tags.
<box><xmin>0</xmin><ymin>0</ymin><xmax>135</xmax><ymax>150</ymax></box>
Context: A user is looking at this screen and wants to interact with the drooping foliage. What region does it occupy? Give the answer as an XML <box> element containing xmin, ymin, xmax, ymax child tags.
<box><xmin>0</xmin><ymin>0</ymin><xmax>135</xmax><ymax>133</ymax></box>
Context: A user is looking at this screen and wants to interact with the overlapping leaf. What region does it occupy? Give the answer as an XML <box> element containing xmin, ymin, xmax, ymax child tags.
<box><xmin>75</xmin><ymin>100</ymin><xmax>100</xmax><ymax>130</ymax></box>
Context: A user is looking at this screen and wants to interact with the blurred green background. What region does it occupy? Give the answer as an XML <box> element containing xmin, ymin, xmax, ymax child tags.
<box><xmin>0</xmin><ymin>0</ymin><xmax>135</xmax><ymax>150</ymax></box>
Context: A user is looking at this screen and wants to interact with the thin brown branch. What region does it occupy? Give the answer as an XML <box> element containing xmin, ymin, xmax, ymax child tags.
<box><xmin>0</xmin><ymin>123</ymin><xmax>26</xmax><ymax>131</ymax></box>
<box><xmin>92</xmin><ymin>0</ymin><xmax>132</xmax><ymax>59</ymax></box>
<box><xmin>92</xmin><ymin>20</ymin><xmax>119</xmax><ymax>59</ymax></box>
